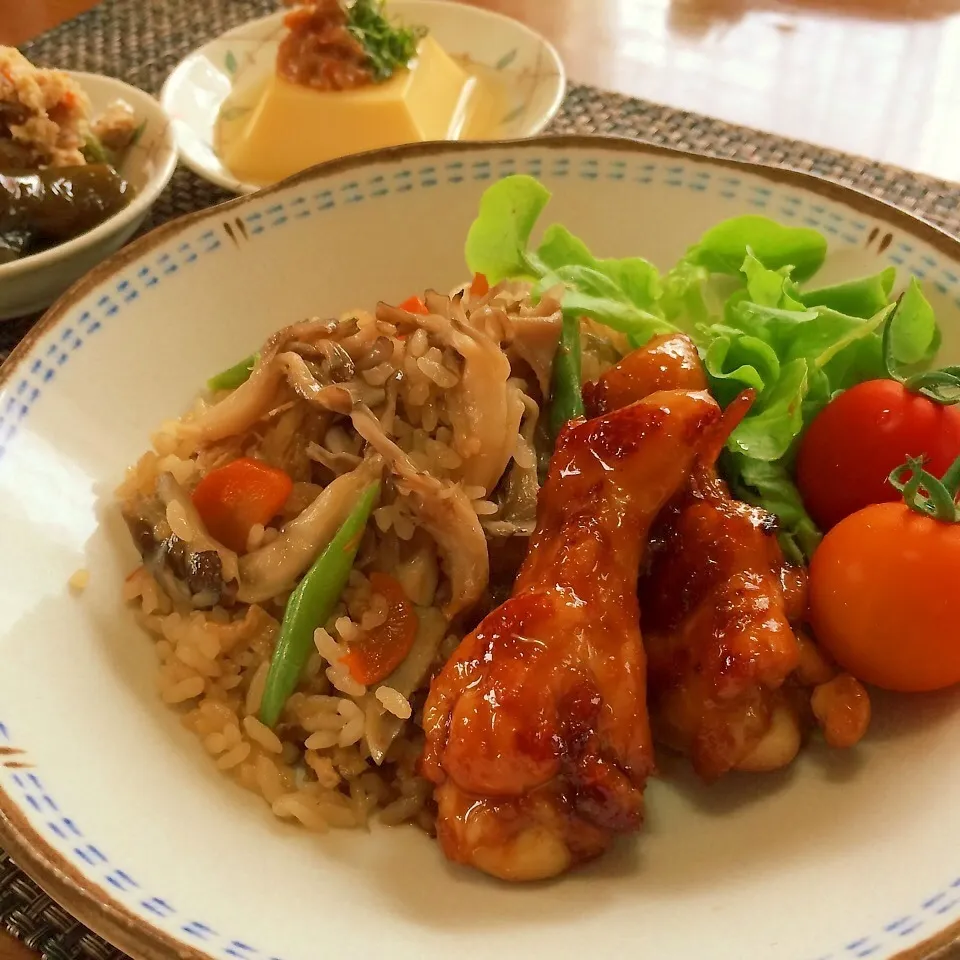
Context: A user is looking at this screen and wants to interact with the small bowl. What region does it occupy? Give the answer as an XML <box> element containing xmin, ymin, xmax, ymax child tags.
<box><xmin>160</xmin><ymin>0</ymin><xmax>566</xmax><ymax>194</ymax></box>
<box><xmin>0</xmin><ymin>72</ymin><xmax>178</xmax><ymax>321</ymax></box>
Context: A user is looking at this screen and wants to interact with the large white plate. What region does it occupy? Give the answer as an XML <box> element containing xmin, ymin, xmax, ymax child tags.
<box><xmin>1</xmin><ymin>138</ymin><xmax>959</xmax><ymax>960</ymax></box>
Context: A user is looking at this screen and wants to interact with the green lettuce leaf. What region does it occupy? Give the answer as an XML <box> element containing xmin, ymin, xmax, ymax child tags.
<box><xmin>742</xmin><ymin>250</ymin><xmax>805</xmax><ymax>310</ymax></box>
<box><xmin>687</xmin><ymin>215</ymin><xmax>828</xmax><ymax>282</ymax></box>
<box><xmin>466</xmin><ymin>176</ymin><xmax>677</xmax><ymax>342</ymax></box>
<box><xmin>464</xmin><ymin>174</ymin><xmax>550</xmax><ymax>282</ymax></box>
<box><xmin>536</xmin><ymin>223</ymin><xmax>595</xmax><ymax>271</ymax></box>
<box><xmin>798</xmin><ymin>266</ymin><xmax>896</xmax><ymax>318</ymax></box>
<box><xmin>536</xmin><ymin>225</ymin><xmax>670</xmax><ymax>340</ymax></box>
<box><xmin>724</xmin><ymin>453</ymin><xmax>822</xmax><ymax>564</ymax></box>
<box><xmin>660</xmin><ymin>260</ymin><xmax>713</xmax><ymax>327</ymax></box>
<box><xmin>887</xmin><ymin>276</ymin><xmax>941</xmax><ymax>368</ymax></box>
<box><xmin>790</xmin><ymin>304</ymin><xmax>892</xmax><ymax>369</ymax></box>
<box><xmin>702</xmin><ymin>332</ymin><xmax>780</xmax><ymax>408</ymax></box>
<box><xmin>728</xmin><ymin>358</ymin><xmax>811</xmax><ymax>462</ymax></box>
<box><xmin>539</xmin><ymin>267</ymin><xmax>674</xmax><ymax>341</ymax></box>
<box><xmin>538</xmin><ymin>224</ymin><xmax>662</xmax><ymax>306</ymax></box>
<box><xmin>801</xmin><ymin>365</ymin><xmax>833</xmax><ymax>427</ymax></box>
<box><xmin>728</xmin><ymin>301</ymin><xmax>822</xmax><ymax>345</ymax></box>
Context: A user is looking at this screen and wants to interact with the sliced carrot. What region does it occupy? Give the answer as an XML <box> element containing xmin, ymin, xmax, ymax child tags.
<box><xmin>341</xmin><ymin>573</ymin><xmax>417</xmax><ymax>686</ymax></box>
<box><xmin>470</xmin><ymin>273</ymin><xmax>489</xmax><ymax>297</ymax></box>
<box><xmin>398</xmin><ymin>294</ymin><xmax>428</xmax><ymax>315</ymax></box>
<box><xmin>191</xmin><ymin>457</ymin><xmax>293</xmax><ymax>553</ymax></box>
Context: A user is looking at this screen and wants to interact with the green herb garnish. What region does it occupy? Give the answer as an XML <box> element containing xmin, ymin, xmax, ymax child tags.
<box><xmin>345</xmin><ymin>0</ymin><xmax>426</xmax><ymax>82</ymax></box>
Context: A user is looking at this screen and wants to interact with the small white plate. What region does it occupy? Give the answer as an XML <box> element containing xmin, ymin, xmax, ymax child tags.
<box><xmin>159</xmin><ymin>0</ymin><xmax>566</xmax><ymax>194</ymax></box>
<box><xmin>0</xmin><ymin>72</ymin><xmax>177</xmax><ymax>321</ymax></box>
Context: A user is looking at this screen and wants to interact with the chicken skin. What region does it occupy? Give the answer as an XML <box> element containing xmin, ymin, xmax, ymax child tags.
<box><xmin>585</xmin><ymin>334</ymin><xmax>870</xmax><ymax>782</ymax></box>
<box><xmin>639</xmin><ymin>466</ymin><xmax>807</xmax><ymax>780</ymax></box>
<box><xmin>421</xmin><ymin>389</ymin><xmax>722</xmax><ymax>880</ymax></box>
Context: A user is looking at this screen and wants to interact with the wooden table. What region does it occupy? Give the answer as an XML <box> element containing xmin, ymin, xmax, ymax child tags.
<box><xmin>0</xmin><ymin>0</ymin><xmax>958</xmax><ymax>957</ymax></box>
<box><xmin>0</xmin><ymin>933</ymin><xmax>32</xmax><ymax>960</ymax></box>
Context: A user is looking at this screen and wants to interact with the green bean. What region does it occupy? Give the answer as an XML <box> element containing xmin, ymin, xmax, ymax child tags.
<box><xmin>82</xmin><ymin>122</ymin><xmax>144</xmax><ymax>169</ymax></box>
<box><xmin>259</xmin><ymin>480</ymin><xmax>381</xmax><ymax>728</ymax></box>
<box><xmin>207</xmin><ymin>353</ymin><xmax>258</xmax><ymax>392</ymax></box>
<box><xmin>548</xmin><ymin>313</ymin><xmax>585</xmax><ymax>442</ymax></box>
<box><xmin>81</xmin><ymin>133</ymin><xmax>116</xmax><ymax>167</ymax></box>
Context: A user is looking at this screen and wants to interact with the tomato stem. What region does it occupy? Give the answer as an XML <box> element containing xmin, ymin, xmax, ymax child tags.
<box><xmin>888</xmin><ymin>454</ymin><xmax>960</xmax><ymax>523</ymax></box>
<box><xmin>943</xmin><ymin>455</ymin><xmax>960</xmax><ymax>499</ymax></box>
<box><xmin>902</xmin><ymin>369</ymin><xmax>960</xmax><ymax>404</ymax></box>
<box><xmin>882</xmin><ymin>297</ymin><xmax>960</xmax><ymax>405</ymax></box>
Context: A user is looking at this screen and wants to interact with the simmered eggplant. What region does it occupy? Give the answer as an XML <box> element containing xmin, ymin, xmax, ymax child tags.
<box><xmin>0</xmin><ymin>228</ymin><xmax>31</xmax><ymax>264</ymax></box>
<box><xmin>0</xmin><ymin>164</ymin><xmax>132</xmax><ymax>248</ymax></box>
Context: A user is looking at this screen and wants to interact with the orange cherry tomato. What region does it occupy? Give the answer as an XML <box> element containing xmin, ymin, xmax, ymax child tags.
<box><xmin>191</xmin><ymin>457</ymin><xmax>293</xmax><ymax>553</ymax></box>
<box><xmin>809</xmin><ymin>502</ymin><xmax>960</xmax><ymax>692</ymax></box>
<box><xmin>341</xmin><ymin>573</ymin><xmax>417</xmax><ymax>686</ymax></box>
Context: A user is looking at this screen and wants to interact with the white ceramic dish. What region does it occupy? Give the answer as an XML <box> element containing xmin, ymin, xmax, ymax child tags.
<box><xmin>1</xmin><ymin>137</ymin><xmax>960</xmax><ymax>960</ymax></box>
<box><xmin>160</xmin><ymin>0</ymin><xmax>565</xmax><ymax>194</ymax></box>
<box><xmin>0</xmin><ymin>72</ymin><xmax>178</xmax><ymax>321</ymax></box>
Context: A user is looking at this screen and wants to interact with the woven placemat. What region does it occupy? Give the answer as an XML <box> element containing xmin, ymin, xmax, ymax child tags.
<box><xmin>2</xmin><ymin>1</ymin><xmax>960</xmax><ymax>956</ymax></box>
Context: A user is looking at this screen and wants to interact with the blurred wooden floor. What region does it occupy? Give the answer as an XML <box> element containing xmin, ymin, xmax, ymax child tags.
<box><xmin>2</xmin><ymin>0</ymin><xmax>960</xmax><ymax>180</ymax></box>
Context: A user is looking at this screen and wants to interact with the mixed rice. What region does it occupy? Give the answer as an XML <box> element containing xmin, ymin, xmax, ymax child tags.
<box><xmin>117</xmin><ymin>282</ymin><xmax>611</xmax><ymax>834</ymax></box>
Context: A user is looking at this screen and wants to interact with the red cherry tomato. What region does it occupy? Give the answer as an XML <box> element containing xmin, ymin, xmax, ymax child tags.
<box><xmin>796</xmin><ymin>380</ymin><xmax>960</xmax><ymax>529</ymax></box>
<box><xmin>809</xmin><ymin>501</ymin><xmax>960</xmax><ymax>692</ymax></box>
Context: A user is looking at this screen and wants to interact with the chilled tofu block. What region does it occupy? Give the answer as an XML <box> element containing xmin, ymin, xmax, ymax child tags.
<box><xmin>225</xmin><ymin>35</ymin><xmax>474</xmax><ymax>185</ymax></box>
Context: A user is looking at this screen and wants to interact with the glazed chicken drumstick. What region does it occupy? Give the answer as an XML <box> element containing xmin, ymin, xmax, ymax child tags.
<box><xmin>584</xmin><ymin>334</ymin><xmax>871</xmax><ymax>782</ymax></box>
<box><xmin>421</xmin><ymin>389</ymin><xmax>722</xmax><ymax>880</ymax></box>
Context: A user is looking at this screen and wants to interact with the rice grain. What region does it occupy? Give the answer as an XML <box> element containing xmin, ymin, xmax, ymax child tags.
<box><xmin>305</xmin><ymin>752</ymin><xmax>341</xmax><ymax>789</ymax></box>
<box><xmin>376</xmin><ymin>686</ymin><xmax>412</xmax><ymax>720</ymax></box>
<box><xmin>162</xmin><ymin>676</ymin><xmax>205</xmax><ymax>704</ymax></box>
<box><xmin>273</xmin><ymin>794</ymin><xmax>330</xmax><ymax>832</ymax></box>
<box><xmin>379</xmin><ymin>794</ymin><xmax>426</xmax><ymax>826</ymax></box>
<box><xmin>314</xmin><ymin>627</ymin><xmax>345</xmax><ymax>663</ymax></box>
<box><xmin>305</xmin><ymin>730</ymin><xmax>340</xmax><ymax>750</ymax></box>
<box><xmin>319</xmin><ymin>801</ymin><xmax>360</xmax><ymax>829</ymax></box>
<box><xmin>243</xmin><ymin>715</ymin><xmax>284</xmax><ymax>754</ymax></box>
<box><xmin>216</xmin><ymin>742</ymin><xmax>251</xmax><ymax>770</ymax></box>
<box><xmin>254</xmin><ymin>755</ymin><xmax>287</xmax><ymax>804</ymax></box>
<box><xmin>336</xmin><ymin>700</ymin><xmax>365</xmax><ymax>747</ymax></box>
<box><xmin>245</xmin><ymin>661</ymin><xmax>270</xmax><ymax>716</ymax></box>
